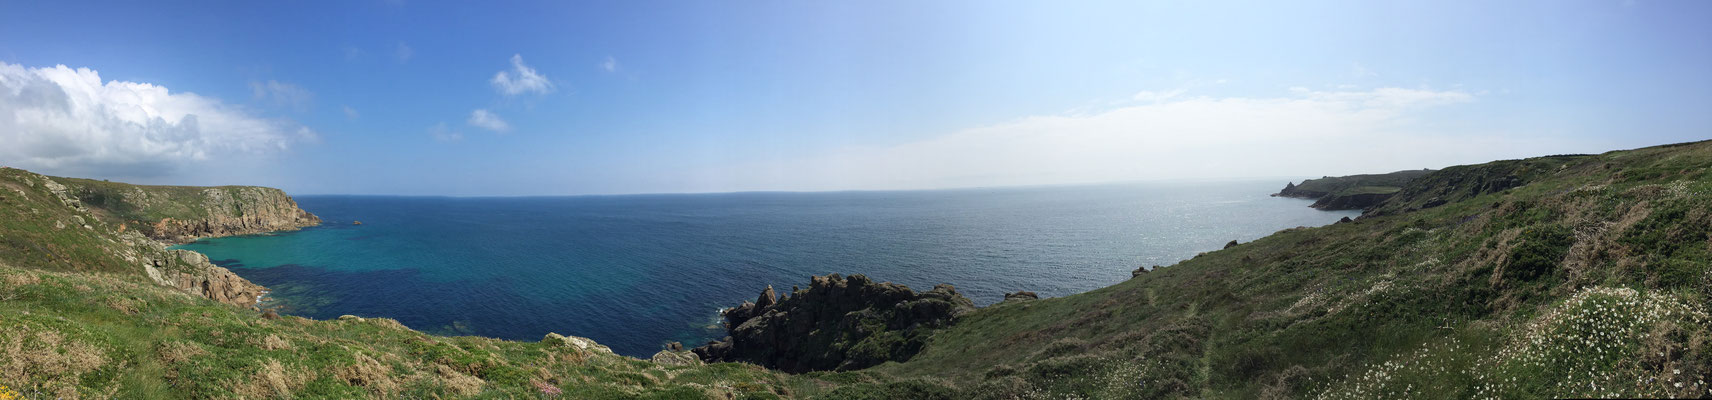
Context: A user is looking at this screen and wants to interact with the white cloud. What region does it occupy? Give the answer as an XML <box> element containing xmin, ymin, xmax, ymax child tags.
<box><xmin>688</xmin><ymin>87</ymin><xmax>1601</xmax><ymax>192</ymax></box>
<box><xmin>466</xmin><ymin>109</ymin><xmax>510</xmax><ymax>132</ymax></box>
<box><xmin>1132</xmin><ymin>89</ymin><xmax>1186</xmax><ymax>103</ymax></box>
<box><xmin>600</xmin><ymin>56</ymin><xmax>619</xmax><ymax>73</ymax></box>
<box><xmin>429</xmin><ymin>122</ymin><xmax>462</xmax><ymax>142</ymax></box>
<box><xmin>342</xmin><ymin>105</ymin><xmax>359</xmax><ymax>119</ymax></box>
<box><xmin>0</xmin><ymin>62</ymin><xmax>315</xmax><ymax>178</ymax></box>
<box><xmin>490</xmin><ymin>54</ymin><xmax>553</xmax><ymax>96</ymax></box>
<box><xmin>249</xmin><ymin>80</ymin><xmax>314</xmax><ymax>111</ymax></box>
<box><xmin>396</xmin><ymin>42</ymin><xmax>413</xmax><ymax>63</ymax></box>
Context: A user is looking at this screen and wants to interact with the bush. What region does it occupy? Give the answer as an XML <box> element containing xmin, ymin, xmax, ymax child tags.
<box><xmin>1504</xmin><ymin>224</ymin><xmax>1574</xmax><ymax>284</ymax></box>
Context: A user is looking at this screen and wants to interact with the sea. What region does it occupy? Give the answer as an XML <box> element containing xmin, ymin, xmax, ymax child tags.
<box><xmin>173</xmin><ymin>180</ymin><xmax>1359</xmax><ymax>357</ymax></box>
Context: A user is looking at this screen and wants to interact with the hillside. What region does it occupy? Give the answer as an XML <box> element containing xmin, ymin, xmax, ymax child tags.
<box><xmin>3</xmin><ymin>140</ymin><xmax>1711</xmax><ymax>398</ymax></box>
<box><xmin>839</xmin><ymin>140</ymin><xmax>1712</xmax><ymax>398</ymax></box>
<box><xmin>1276</xmin><ymin>170</ymin><xmax>1435</xmax><ymax>211</ymax></box>
<box><xmin>0</xmin><ymin>168</ymin><xmax>842</xmax><ymax>398</ymax></box>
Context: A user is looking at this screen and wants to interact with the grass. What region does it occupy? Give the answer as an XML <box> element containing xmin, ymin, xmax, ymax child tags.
<box><xmin>1286</xmin><ymin>170</ymin><xmax>1435</xmax><ymax>197</ymax></box>
<box><xmin>862</xmin><ymin>140</ymin><xmax>1712</xmax><ymax>398</ymax></box>
<box><xmin>3</xmin><ymin>140</ymin><xmax>1712</xmax><ymax>398</ymax></box>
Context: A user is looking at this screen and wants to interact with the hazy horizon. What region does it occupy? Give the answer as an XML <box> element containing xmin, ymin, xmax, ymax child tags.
<box><xmin>2</xmin><ymin>1</ymin><xmax>1709</xmax><ymax>196</ymax></box>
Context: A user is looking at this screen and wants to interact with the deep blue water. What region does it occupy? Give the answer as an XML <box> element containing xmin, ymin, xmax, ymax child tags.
<box><xmin>174</xmin><ymin>180</ymin><xmax>1357</xmax><ymax>357</ymax></box>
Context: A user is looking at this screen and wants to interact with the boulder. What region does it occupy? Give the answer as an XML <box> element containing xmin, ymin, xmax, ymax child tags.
<box><xmin>1132</xmin><ymin>266</ymin><xmax>1156</xmax><ymax>278</ymax></box>
<box><xmin>542</xmin><ymin>333</ymin><xmax>613</xmax><ymax>354</ymax></box>
<box><xmin>1003</xmin><ymin>291</ymin><xmax>1039</xmax><ymax>303</ymax></box>
<box><xmin>650</xmin><ymin>349</ymin><xmax>704</xmax><ymax>366</ymax></box>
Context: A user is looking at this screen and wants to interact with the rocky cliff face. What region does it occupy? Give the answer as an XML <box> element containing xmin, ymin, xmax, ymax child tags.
<box><xmin>1309</xmin><ymin>191</ymin><xmax>1397</xmax><ymax>210</ymax></box>
<box><xmin>57</xmin><ymin>178</ymin><xmax>322</xmax><ymax>243</ymax></box>
<box><xmin>693</xmin><ymin>274</ymin><xmax>975</xmax><ymax>373</ymax></box>
<box><xmin>134</xmin><ymin>236</ymin><xmax>269</xmax><ymax>307</ymax></box>
<box><xmin>0</xmin><ymin>168</ymin><xmax>313</xmax><ymax>308</ymax></box>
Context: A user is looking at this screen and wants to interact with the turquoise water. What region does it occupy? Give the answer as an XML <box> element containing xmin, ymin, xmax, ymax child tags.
<box><xmin>175</xmin><ymin>180</ymin><xmax>1358</xmax><ymax>357</ymax></box>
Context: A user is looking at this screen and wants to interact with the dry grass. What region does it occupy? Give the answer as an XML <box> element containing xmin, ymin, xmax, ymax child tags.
<box><xmin>0</xmin><ymin>327</ymin><xmax>110</xmax><ymax>398</ymax></box>
<box><xmin>258</xmin><ymin>334</ymin><xmax>291</xmax><ymax>351</ymax></box>
<box><xmin>336</xmin><ymin>352</ymin><xmax>400</xmax><ymax>395</ymax></box>
<box><xmin>231</xmin><ymin>358</ymin><xmax>310</xmax><ymax>399</ymax></box>
<box><xmin>435</xmin><ymin>364</ymin><xmax>485</xmax><ymax>396</ymax></box>
<box><xmin>157</xmin><ymin>341</ymin><xmax>209</xmax><ymax>365</ymax></box>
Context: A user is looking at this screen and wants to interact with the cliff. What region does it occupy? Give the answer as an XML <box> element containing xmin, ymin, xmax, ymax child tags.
<box><xmin>1275</xmin><ymin>169</ymin><xmax>1434</xmax><ymax>210</ymax></box>
<box><xmin>0</xmin><ymin>168</ymin><xmax>301</xmax><ymax>308</ymax></box>
<box><xmin>693</xmin><ymin>274</ymin><xmax>975</xmax><ymax>373</ymax></box>
<box><xmin>860</xmin><ymin>140</ymin><xmax>1712</xmax><ymax>398</ymax></box>
<box><xmin>53</xmin><ymin>176</ymin><xmax>322</xmax><ymax>243</ymax></box>
<box><xmin>5</xmin><ymin>140</ymin><xmax>1712</xmax><ymax>398</ymax></box>
<box><xmin>1</xmin><ymin>167</ymin><xmax>821</xmax><ymax>398</ymax></box>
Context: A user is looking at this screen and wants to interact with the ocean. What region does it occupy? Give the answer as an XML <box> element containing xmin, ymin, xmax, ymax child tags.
<box><xmin>173</xmin><ymin>180</ymin><xmax>1358</xmax><ymax>357</ymax></box>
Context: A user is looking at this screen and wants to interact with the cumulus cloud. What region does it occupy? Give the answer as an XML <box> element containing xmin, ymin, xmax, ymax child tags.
<box><xmin>689</xmin><ymin>87</ymin><xmax>1600</xmax><ymax>192</ymax></box>
<box><xmin>466</xmin><ymin>109</ymin><xmax>509</xmax><ymax>132</ymax></box>
<box><xmin>0</xmin><ymin>62</ymin><xmax>316</xmax><ymax>178</ymax></box>
<box><xmin>490</xmin><ymin>54</ymin><xmax>553</xmax><ymax>95</ymax></box>
<box><xmin>342</xmin><ymin>105</ymin><xmax>359</xmax><ymax>119</ymax></box>
<box><xmin>249</xmin><ymin>80</ymin><xmax>314</xmax><ymax>111</ymax></box>
<box><xmin>1132</xmin><ymin>88</ymin><xmax>1186</xmax><ymax>103</ymax></box>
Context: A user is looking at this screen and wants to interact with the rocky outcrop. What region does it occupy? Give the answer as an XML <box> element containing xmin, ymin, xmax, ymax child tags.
<box><xmin>692</xmin><ymin>274</ymin><xmax>975</xmax><ymax>373</ymax></box>
<box><xmin>1309</xmin><ymin>191</ymin><xmax>1397</xmax><ymax>211</ymax></box>
<box><xmin>148</xmin><ymin>249</ymin><xmax>268</xmax><ymax>307</ymax></box>
<box><xmin>139</xmin><ymin>188</ymin><xmax>321</xmax><ymax>243</ymax></box>
<box><xmin>1132</xmin><ymin>266</ymin><xmax>1157</xmax><ymax>278</ymax></box>
<box><xmin>1003</xmin><ymin>291</ymin><xmax>1039</xmax><ymax>303</ymax></box>
<box><xmin>55</xmin><ymin>177</ymin><xmax>322</xmax><ymax>244</ymax></box>
<box><xmin>6</xmin><ymin>170</ymin><xmax>316</xmax><ymax>308</ymax></box>
<box><xmin>543</xmin><ymin>332</ymin><xmax>614</xmax><ymax>354</ymax></box>
<box><xmin>1274</xmin><ymin>170</ymin><xmax>1434</xmax><ymax>210</ymax></box>
<box><xmin>650</xmin><ymin>343</ymin><xmax>704</xmax><ymax>366</ymax></box>
<box><xmin>1273</xmin><ymin>181</ymin><xmax>1325</xmax><ymax>199</ymax></box>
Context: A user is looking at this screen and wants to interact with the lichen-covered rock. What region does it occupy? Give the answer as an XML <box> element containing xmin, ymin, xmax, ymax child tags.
<box><xmin>650</xmin><ymin>349</ymin><xmax>704</xmax><ymax>366</ymax></box>
<box><xmin>542</xmin><ymin>333</ymin><xmax>613</xmax><ymax>354</ymax></box>
<box><xmin>692</xmin><ymin>274</ymin><xmax>975</xmax><ymax>373</ymax></box>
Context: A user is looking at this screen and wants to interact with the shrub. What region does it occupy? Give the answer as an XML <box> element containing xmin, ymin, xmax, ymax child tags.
<box><xmin>1504</xmin><ymin>224</ymin><xmax>1574</xmax><ymax>284</ymax></box>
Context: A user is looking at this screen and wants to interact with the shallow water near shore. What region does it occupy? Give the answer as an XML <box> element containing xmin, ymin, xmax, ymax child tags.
<box><xmin>175</xmin><ymin>180</ymin><xmax>1358</xmax><ymax>357</ymax></box>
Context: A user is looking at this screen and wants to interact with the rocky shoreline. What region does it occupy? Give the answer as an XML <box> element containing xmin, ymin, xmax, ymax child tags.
<box><xmin>693</xmin><ymin>274</ymin><xmax>975</xmax><ymax>373</ymax></box>
<box><xmin>28</xmin><ymin>170</ymin><xmax>324</xmax><ymax>308</ymax></box>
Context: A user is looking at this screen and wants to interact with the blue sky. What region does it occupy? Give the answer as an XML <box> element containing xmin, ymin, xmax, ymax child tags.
<box><xmin>1</xmin><ymin>0</ymin><xmax>1708</xmax><ymax>195</ymax></box>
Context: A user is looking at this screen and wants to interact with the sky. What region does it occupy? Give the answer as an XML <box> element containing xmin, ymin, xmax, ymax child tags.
<box><xmin>0</xmin><ymin>0</ymin><xmax>1709</xmax><ymax>196</ymax></box>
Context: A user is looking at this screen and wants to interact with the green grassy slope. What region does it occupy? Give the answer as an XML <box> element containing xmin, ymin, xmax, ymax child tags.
<box><xmin>5</xmin><ymin>139</ymin><xmax>1711</xmax><ymax>398</ymax></box>
<box><xmin>0</xmin><ymin>168</ymin><xmax>857</xmax><ymax>399</ymax></box>
<box><xmin>859</xmin><ymin>141</ymin><xmax>1712</xmax><ymax>399</ymax></box>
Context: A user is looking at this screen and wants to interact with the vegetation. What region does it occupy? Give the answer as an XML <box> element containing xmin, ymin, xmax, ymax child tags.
<box><xmin>3</xmin><ymin>140</ymin><xmax>1711</xmax><ymax>398</ymax></box>
<box><xmin>1280</xmin><ymin>169</ymin><xmax>1435</xmax><ymax>199</ymax></box>
<box><xmin>859</xmin><ymin>140</ymin><xmax>1712</xmax><ymax>398</ymax></box>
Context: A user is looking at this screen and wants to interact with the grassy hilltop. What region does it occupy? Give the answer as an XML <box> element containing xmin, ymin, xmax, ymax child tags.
<box><xmin>847</xmin><ymin>140</ymin><xmax>1712</xmax><ymax>398</ymax></box>
<box><xmin>3</xmin><ymin>140</ymin><xmax>1711</xmax><ymax>399</ymax></box>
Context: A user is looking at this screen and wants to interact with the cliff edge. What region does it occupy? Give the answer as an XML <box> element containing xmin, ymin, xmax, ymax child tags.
<box><xmin>0</xmin><ymin>168</ymin><xmax>317</xmax><ymax>307</ymax></box>
<box><xmin>1275</xmin><ymin>169</ymin><xmax>1433</xmax><ymax>210</ymax></box>
<box><xmin>54</xmin><ymin>176</ymin><xmax>322</xmax><ymax>243</ymax></box>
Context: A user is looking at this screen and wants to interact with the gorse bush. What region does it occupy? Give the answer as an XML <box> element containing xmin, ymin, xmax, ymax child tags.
<box><xmin>1505</xmin><ymin>224</ymin><xmax>1575</xmax><ymax>284</ymax></box>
